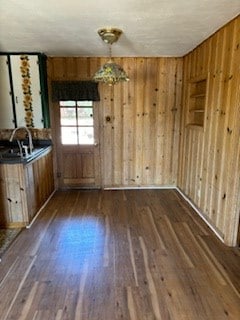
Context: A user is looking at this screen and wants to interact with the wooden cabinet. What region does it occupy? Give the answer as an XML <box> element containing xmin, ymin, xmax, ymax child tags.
<box><xmin>0</xmin><ymin>53</ymin><xmax>50</xmax><ymax>129</ymax></box>
<box><xmin>187</xmin><ymin>76</ymin><xmax>208</xmax><ymax>127</ymax></box>
<box><xmin>0</xmin><ymin>148</ymin><xmax>54</xmax><ymax>227</ymax></box>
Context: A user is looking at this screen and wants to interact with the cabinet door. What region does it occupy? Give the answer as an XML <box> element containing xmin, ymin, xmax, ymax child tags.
<box><xmin>0</xmin><ymin>56</ymin><xmax>15</xmax><ymax>128</ymax></box>
<box><xmin>10</xmin><ymin>55</ymin><xmax>44</xmax><ymax>128</ymax></box>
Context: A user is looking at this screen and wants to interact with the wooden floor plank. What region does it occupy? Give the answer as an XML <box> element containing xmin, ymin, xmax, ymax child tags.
<box><xmin>0</xmin><ymin>189</ymin><xmax>239</xmax><ymax>320</ymax></box>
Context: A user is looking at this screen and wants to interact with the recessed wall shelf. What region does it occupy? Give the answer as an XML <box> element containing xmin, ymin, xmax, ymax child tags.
<box><xmin>187</xmin><ymin>76</ymin><xmax>208</xmax><ymax>128</ymax></box>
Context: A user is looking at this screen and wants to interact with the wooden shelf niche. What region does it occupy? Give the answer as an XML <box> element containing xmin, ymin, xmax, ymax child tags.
<box><xmin>187</xmin><ymin>76</ymin><xmax>207</xmax><ymax>128</ymax></box>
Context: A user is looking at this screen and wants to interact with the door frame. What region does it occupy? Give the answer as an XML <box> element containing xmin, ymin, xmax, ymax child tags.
<box><xmin>51</xmin><ymin>100</ymin><xmax>102</xmax><ymax>189</ymax></box>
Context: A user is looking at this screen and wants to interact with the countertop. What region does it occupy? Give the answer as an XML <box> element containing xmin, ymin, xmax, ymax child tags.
<box><xmin>0</xmin><ymin>139</ymin><xmax>52</xmax><ymax>164</ymax></box>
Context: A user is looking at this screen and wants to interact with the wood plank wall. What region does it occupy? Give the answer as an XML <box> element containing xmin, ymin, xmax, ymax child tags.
<box><xmin>178</xmin><ymin>16</ymin><xmax>240</xmax><ymax>246</ymax></box>
<box><xmin>47</xmin><ymin>57</ymin><xmax>182</xmax><ymax>188</ymax></box>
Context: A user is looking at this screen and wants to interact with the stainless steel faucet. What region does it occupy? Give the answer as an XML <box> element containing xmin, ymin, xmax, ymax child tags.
<box><xmin>9</xmin><ymin>127</ymin><xmax>33</xmax><ymax>155</ymax></box>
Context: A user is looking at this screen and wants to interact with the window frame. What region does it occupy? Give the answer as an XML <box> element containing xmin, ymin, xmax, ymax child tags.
<box><xmin>59</xmin><ymin>100</ymin><xmax>94</xmax><ymax>145</ymax></box>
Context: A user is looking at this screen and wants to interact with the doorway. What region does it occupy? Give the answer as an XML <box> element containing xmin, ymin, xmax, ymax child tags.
<box><xmin>55</xmin><ymin>100</ymin><xmax>101</xmax><ymax>189</ymax></box>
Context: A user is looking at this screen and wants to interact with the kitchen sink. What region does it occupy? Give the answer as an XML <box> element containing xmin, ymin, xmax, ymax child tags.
<box><xmin>0</xmin><ymin>147</ymin><xmax>47</xmax><ymax>163</ymax></box>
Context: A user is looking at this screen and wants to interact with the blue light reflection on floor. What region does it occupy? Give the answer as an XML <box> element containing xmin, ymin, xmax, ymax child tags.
<box><xmin>39</xmin><ymin>215</ymin><xmax>106</xmax><ymax>274</ymax></box>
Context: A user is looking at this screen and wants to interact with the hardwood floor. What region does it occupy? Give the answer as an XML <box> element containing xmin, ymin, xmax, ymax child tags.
<box><xmin>0</xmin><ymin>189</ymin><xmax>239</xmax><ymax>320</ymax></box>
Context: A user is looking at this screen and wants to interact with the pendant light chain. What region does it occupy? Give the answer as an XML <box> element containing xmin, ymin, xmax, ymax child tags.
<box><xmin>108</xmin><ymin>43</ymin><xmax>112</xmax><ymax>61</ymax></box>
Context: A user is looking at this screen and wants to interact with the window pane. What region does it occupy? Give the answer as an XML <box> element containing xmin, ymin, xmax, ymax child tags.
<box><xmin>78</xmin><ymin>127</ymin><xmax>94</xmax><ymax>144</ymax></box>
<box><xmin>60</xmin><ymin>108</ymin><xmax>77</xmax><ymax>125</ymax></box>
<box><xmin>61</xmin><ymin>127</ymin><xmax>78</xmax><ymax>144</ymax></box>
<box><xmin>77</xmin><ymin>101</ymin><xmax>93</xmax><ymax>107</ymax></box>
<box><xmin>78</xmin><ymin>107</ymin><xmax>93</xmax><ymax>125</ymax></box>
<box><xmin>60</xmin><ymin>101</ymin><xmax>76</xmax><ymax>106</ymax></box>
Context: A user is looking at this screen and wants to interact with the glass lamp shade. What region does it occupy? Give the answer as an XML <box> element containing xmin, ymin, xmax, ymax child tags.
<box><xmin>93</xmin><ymin>60</ymin><xmax>129</xmax><ymax>86</ymax></box>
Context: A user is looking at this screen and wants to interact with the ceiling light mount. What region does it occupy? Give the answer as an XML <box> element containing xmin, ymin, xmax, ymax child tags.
<box><xmin>98</xmin><ymin>28</ymin><xmax>122</xmax><ymax>45</ymax></box>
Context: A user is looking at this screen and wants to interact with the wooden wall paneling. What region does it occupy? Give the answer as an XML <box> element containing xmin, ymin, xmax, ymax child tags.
<box><xmin>100</xmin><ymin>67</ymin><xmax>114</xmax><ymax>187</ymax></box>
<box><xmin>46</xmin><ymin>60</ymin><xmax>58</xmax><ymax>189</ymax></box>
<box><xmin>203</xmin><ymin>31</ymin><xmax>223</xmax><ymax>224</ymax></box>
<box><xmin>134</xmin><ymin>58</ymin><xmax>145</xmax><ymax>186</ymax></box>
<box><xmin>230</xmin><ymin>77</ymin><xmax>240</xmax><ymax>245</ymax></box>
<box><xmin>172</xmin><ymin>59</ymin><xmax>183</xmax><ymax>186</ymax></box>
<box><xmin>198</xmin><ymin>50</ymin><xmax>213</xmax><ymax>213</ymax></box>
<box><xmin>205</xmin><ymin>21</ymin><xmax>236</xmax><ymax>235</ymax></box>
<box><xmin>127</xmin><ymin>57</ymin><xmax>137</xmax><ymax>186</ymax></box>
<box><xmin>129</xmin><ymin>58</ymin><xmax>138</xmax><ymax>186</ymax></box>
<box><xmin>142</xmin><ymin>58</ymin><xmax>156</xmax><ymax>185</ymax></box>
<box><xmin>112</xmin><ymin>66</ymin><xmax>123</xmax><ymax>185</ymax></box>
<box><xmin>122</xmin><ymin>58</ymin><xmax>133</xmax><ymax>186</ymax></box>
<box><xmin>198</xmin><ymin>42</ymin><xmax>211</xmax><ymax>207</ymax></box>
<box><xmin>185</xmin><ymin>130</ymin><xmax>193</xmax><ymax>197</ymax></box>
<box><xmin>149</xmin><ymin>58</ymin><xmax>160</xmax><ymax>185</ymax></box>
<box><xmin>195</xmin><ymin>37</ymin><xmax>214</xmax><ymax>216</ymax></box>
<box><xmin>66</xmin><ymin>57</ymin><xmax>79</xmax><ymax>79</ymax></box>
<box><xmin>48</xmin><ymin>56</ymin><xmax>183</xmax><ymax>189</ymax></box>
<box><xmin>165</xmin><ymin>59</ymin><xmax>179</xmax><ymax>185</ymax></box>
<box><xmin>190</xmin><ymin>48</ymin><xmax>197</xmax><ymax>79</ymax></box>
<box><xmin>196</xmin><ymin>130</ymin><xmax>204</xmax><ymax>208</ymax></box>
<box><xmin>178</xmin><ymin>56</ymin><xmax>189</xmax><ymax>189</ymax></box>
<box><xmin>161</xmin><ymin>59</ymin><xmax>171</xmax><ymax>184</ymax></box>
<box><xmin>154</xmin><ymin>58</ymin><xmax>165</xmax><ymax>185</ymax></box>
<box><xmin>191</xmin><ymin>130</ymin><xmax>198</xmax><ymax>203</ymax></box>
<box><xmin>78</xmin><ymin>57</ymin><xmax>90</xmax><ymax>79</ymax></box>
<box><xmin>160</xmin><ymin>59</ymin><xmax>171</xmax><ymax>185</ymax></box>
<box><xmin>197</xmin><ymin>41</ymin><xmax>204</xmax><ymax>75</ymax></box>
<box><xmin>215</xmin><ymin>26</ymin><xmax>232</xmax><ymax>228</ymax></box>
<box><xmin>220</xmin><ymin>19</ymin><xmax>240</xmax><ymax>244</ymax></box>
<box><xmin>178</xmin><ymin>16</ymin><xmax>240</xmax><ymax>245</ymax></box>
<box><xmin>90</xmin><ymin>58</ymin><xmax>102</xmax><ymax>187</ymax></box>
<box><xmin>188</xmin><ymin>130</ymin><xmax>196</xmax><ymax>200</ymax></box>
<box><xmin>211</xmin><ymin>26</ymin><xmax>232</xmax><ymax>231</ymax></box>
<box><xmin>51</xmin><ymin>57</ymin><xmax>65</xmax><ymax>79</ymax></box>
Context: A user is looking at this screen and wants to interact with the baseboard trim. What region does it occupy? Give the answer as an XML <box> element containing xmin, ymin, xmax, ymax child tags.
<box><xmin>175</xmin><ymin>187</ymin><xmax>224</xmax><ymax>244</ymax></box>
<box><xmin>104</xmin><ymin>185</ymin><xmax>225</xmax><ymax>244</ymax></box>
<box><xmin>103</xmin><ymin>185</ymin><xmax>176</xmax><ymax>190</ymax></box>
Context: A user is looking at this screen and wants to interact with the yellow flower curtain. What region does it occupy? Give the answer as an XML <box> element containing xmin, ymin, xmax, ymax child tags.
<box><xmin>20</xmin><ymin>55</ymin><xmax>34</xmax><ymax>127</ymax></box>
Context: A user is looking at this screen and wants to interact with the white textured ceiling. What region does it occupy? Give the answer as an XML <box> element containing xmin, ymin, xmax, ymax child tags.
<box><xmin>0</xmin><ymin>0</ymin><xmax>239</xmax><ymax>57</ymax></box>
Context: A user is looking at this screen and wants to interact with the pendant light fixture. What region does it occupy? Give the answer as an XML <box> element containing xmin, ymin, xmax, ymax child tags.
<box><xmin>93</xmin><ymin>28</ymin><xmax>129</xmax><ymax>86</ymax></box>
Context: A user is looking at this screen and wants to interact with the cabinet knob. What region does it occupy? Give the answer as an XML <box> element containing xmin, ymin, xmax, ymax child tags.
<box><xmin>15</xmin><ymin>96</ymin><xmax>18</xmax><ymax>104</ymax></box>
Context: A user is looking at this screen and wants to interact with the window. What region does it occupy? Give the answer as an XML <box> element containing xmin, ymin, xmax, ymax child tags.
<box><xmin>60</xmin><ymin>101</ymin><xmax>94</xmax><ymax>145</ymax></box>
